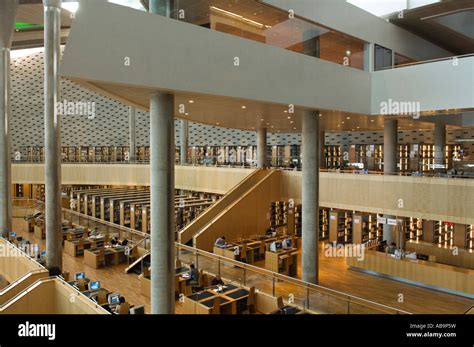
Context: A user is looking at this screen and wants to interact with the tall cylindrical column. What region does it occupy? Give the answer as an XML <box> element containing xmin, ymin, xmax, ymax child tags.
<box><xmin>302</xmin><ymin>110</ymin><xmax>319</xmax><ymax>284</ymax></box>
<box><xmin>129</xmin><ymin>107</ymin><xmax>136</xmax><ymax>162</ymax></box>
<box><xmin>150</xmin><ymin>92</ymin><xmax>175</xmax><ymax>314</ymax></box>
<box><xmin>44</xmin><ymin>0</ymin><xmax>62</xmax><ymax>270</ymax></box>
<box><xmin>434</xmin><ymin>122</ymin><xmax>446</xmax><ymax>171</ymax></box>
<box><xmin>180</xmin><ymin>119</ymin><xmax>188</xmax><ymax>165</ymax></box>
<box><xmin>383</xmin><ymin>118</ymin><xmax>398</xmax><ymax>244</ymax></box>
<box><xmin>0</xmin><ymin>0</ymin><xmax>18</xmax><ymax>238</ymax></box>
<box><xmin>257</xmin><ymin>127</ymin><xmax>267</xmax><ymax>168</ymax></box>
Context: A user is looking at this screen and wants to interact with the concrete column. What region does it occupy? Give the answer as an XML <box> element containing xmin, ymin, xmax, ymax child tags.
<box><xmin>434</xmin><ymin>122</ymin><xmax>446</xmax><ymax>171</ymax></box>
<box><xmin>0</xmin><ymin>0</ymin><xmax>18</xmax><ymax>238</ymax></box>
<box><xmin>319</xmin><ymin>130</ymin><xmax>325</xmax><ymax>169</ymax></box>
<box><xmin>302</xmin><ymin>110</ymin><xmax>319</xmax><ymax>284</ymax></box>
<box><xmin>383</xmin><ymin>118</ymin><xmax>398</xmax><ymax>244</ymax></box>
<box><xmin>43</xmin><ymin>0</ymin><xmax>62</xmax><ymax>270</ymax></box>
<box><xmin>256</xmin><ymin>128</ymin><xmax>267</xmax><ymax>168</ymax></box>
<box><xmin>364</xmin><ymin>43</ymin><xmax>374</xmax><ymax>72</ymax></box>
<box><xmin>129</xmin><ymin>107</ymin><xmax>136</xmax><ymax>162</ymax></box>
<box><xmin>150</xmin><ymin>92</ymin><xmax>175</xmax><ymax>314</ymax></box>
<box><xmin>180</xmin><ymin>119</ymin><xmax>188</xmax><ymax>165</ymax></box>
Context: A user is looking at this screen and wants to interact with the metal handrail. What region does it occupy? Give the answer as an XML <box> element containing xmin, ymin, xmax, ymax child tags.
<box><xmin>376</xmin><ymin>53</ymin><xmax>474</xmax><ymax>71</ymax></box>
<box><xmin>14</xmin><ymin>199</ymin><xmax>410</xmax><ymax>314</ymax></box>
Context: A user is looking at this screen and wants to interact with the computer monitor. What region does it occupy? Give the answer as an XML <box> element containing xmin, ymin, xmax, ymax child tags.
<box><xmin>9</xmin><ymin>232</ymin><xmax>16</xmax><ymax>238</ymax></box>
<box><xmin>89</xmin><ymin>281</ymin><xmax>100</xmax><ymax>291</ymax></box>
<box><xmin>269</xmin><ymin>241</ymin><xmax>283</xmax><ymax>252</ymax></box>
<box><xmin>40</xmin><ymin>251</ymin><xmax>46</xmax><ymax>258</ymax></box>
<box><xmin>74</xmin><ymin>272</ymin><xmax>85</xmax><ymax>280</ymax></box>
<box><xmin>282</xmin><ymin>238</ymin><xmax>293</xmax><ymax>249</ymax></box>
<box><xmin>108</xmin><ymin>293</ymin><xmax>121</xmax><ymax>305</ymax></box>
<box><xmin>130</xmin><ymin>306</ymin><xmax>145</xmax><ymax>315</ymax></box>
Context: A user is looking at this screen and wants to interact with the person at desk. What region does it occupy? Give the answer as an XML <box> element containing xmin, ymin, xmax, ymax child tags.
<box><xmin>121</xmin><ymin>238</ymin><xmax>129</xmax><ymax>247</ymax></box>
<box><xmin>110</xmin><ymin>237</ymin><xmax>119</xmax><ymax>246</ymax></box>
<box><xmin>211</xmin><ymin>275</ymin><xmax>224</xmax><ymax>286</ymax></box>
<box><xmin>385</xmin><ymin>242</ymin><xmax>397</xmax><ymax>255</ymax></box>
<box><xmin>214</xmin><ymin>236</ymin><xmax>226</xmax><ymax>249</ymax></box>
<box><xmin>265</xmin><ymin>227</ymin><xmax>276</xmax><ymax>237</ymax></box>
<box><xmin>188</xmin><ymin>264</ymin><xmax>200</xmax><ymax>285</ymax></box>
<box><xmin>114</xmin><ymin>296</ymin><xmax>126</xmax><ymax>314</ymax></box>
<box><xmin>90</xmin><ymin>227</ymin><xmax>100</xmax><ymax>237</ymax></box>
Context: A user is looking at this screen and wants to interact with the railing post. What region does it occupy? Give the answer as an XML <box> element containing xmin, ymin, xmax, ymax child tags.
<box><xmin>272</xmin><ymin>274</ymin><xmax>276</xmax><ymax>296</ymax></box>
<box><xmin>347</xmin><ymin>295</ymin><xmax>351</xmax><ymax>314</ymax></box>
<box><xmin>306</xmin><ymin>285</ymin><xmax>310</xmax><ymax>311</ymax></box>
<box><xmin>243</xmin><ymin>267</ymin><xmax>246</xmax><ymax>286</ymax></box>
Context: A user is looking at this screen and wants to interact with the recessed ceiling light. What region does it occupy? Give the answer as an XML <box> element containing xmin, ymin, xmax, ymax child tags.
<box><xmin>284</xmin><ymin>110</ymin><xmax>288</xmax><ymax>113</ymax></box>
<box><xmin>293</xmin><ymin>127</ymin><xmax>296</xmax><ymax>130</ymax></box>
<box><xmin>287</xmin><ymin>116</ymin><xmax>291</xmax><ymax>119</ymax></box>
<box><xmin>319</xmin><ymin>114</ymin><xmax>322</xmax><ymax>117</ymax></box>
<box><xmin>189</xmin><ymin>100</ymin><xmax>194</xmax><ymax>104</ymax></box>
<box><xmin>271</xmin><ymin>126</ymin><xmax>274</xmax><ymax>128</ymax></box>
<box><xmin>260</xmin><ymin>118</ymin><xmax>264</xmax><ymax>121</ymax></box>
<box><xmin>241</xmin><ymin>106</ymin><xmax>247</xmax><ymax>109</ymax></box>
<box><xmin>409</xmin><ymin>124</ymin><xmax>413</xmax><ymax>126</ymax></box>
<box><xmin>346</xmin><ymin>116</ymin><xmax>350</xmax><ymax>120</ymax></box>
<box><xmin>341</xmin><ymin>121</ymin><xmax>345</xmax><ymax>124</ymax></box>
<box><xmin>216</xmin><ymin>122</ymin><xmax>220</xmax><ymax>125</ymax></box>
<box><xmin>185</xmin><ymin>113</ymin><xmax>189</xmax><ymax>116</ymax></box>
<box><xmin>370</xmin><ymin>119</ymin><xmax>374</xmax><ymax>122</ymax></box>
<box><xmin>290</xmin><ymin>121</ymin><xmax>294</xmax><ymax>124</ymax></box>
<box><xmin>266</xmin><ymin>123</ymin><xmax>270</xmax><ymax>125</ymax></box>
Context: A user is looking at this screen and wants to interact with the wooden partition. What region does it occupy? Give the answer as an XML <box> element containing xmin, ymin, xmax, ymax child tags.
<box><xmin>194</xmin><ymin>170</ymin><xmax>282</xmax><ymax>252</ymax></box>
<box><xmin>1</xmin><ymin>278</ymin><xmax>109</xmax><ymax>314</ymax></box>
<box><xmin>12</xmin><ymin>164</ymin><xmax>252</xmax><ymax>195</ymax></box>
<box><xmin>405</xmin><ymin>241</ymin><xmax>474</xmax><ymax>270</ymax></box>
<box><xmin>179</xmin><ymin>169</ymin><xmax>267</xmax><ymax>244</ymax></box>
<box><xmin>0</xmin><ymin>238</ymin><xmax>49</xmax><ymax>305</ymax></box>
<box><xmin>347</xmin><ymin>250</ymin><xmax>474</xmax><ymax>297</ymax></box>
<box><xmin>280</xmin><ymin>171</ymin><xmax>474</xmax><ymax>225</ymax></box>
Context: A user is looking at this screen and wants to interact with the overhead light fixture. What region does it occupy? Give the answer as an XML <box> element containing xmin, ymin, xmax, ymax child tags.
<box><xmin>260</xmin><ymin>118</ymin><xmax>264</xmax><ymax>121</ymax></box>
<box><xmin>287</xmin><ymin>116</ymin><xmax>291</xmax><ymax>119</ymax></box>
<box><xmin>188</xmin><ymin>100</ymin><xmax>194</xmax><ymax>104</ymax></box>
<box><xmin>346</xmin><ymin>116</ymin><xmax>350</xmax><ymax>120</ymax></box>
<box><xmin>241</xmin><ymin>105</ymin><xmax>247</xmax><ymax>109</ymax></box>
<box><xmin>210</xmin><ymin>6</ymin><xmax>271</xmax><ymax>29</ymax></box>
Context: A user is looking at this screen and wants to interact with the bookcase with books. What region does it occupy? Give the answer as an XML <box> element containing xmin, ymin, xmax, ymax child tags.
<box><xmin>405</xmin><ymin>217</ymin><xmax>423</xmax><ymax>242</ymax></box>
<box><xmin>329</xmin><ymin>210</ymin><xmax>352</xmax><ymax>245</ymax></box>
<box><xmin>325</xmin><ymin>145</ymin><xmax>342</xmax><ymax>169</ymax></box>
<box><xmin>270</xmin><ymin>201</ymin><xmax>287</xmax><ymax>228</ymax></box>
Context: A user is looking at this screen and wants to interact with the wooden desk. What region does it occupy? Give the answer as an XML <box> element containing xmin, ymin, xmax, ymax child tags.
<box><xmin>140</xmin><ymin>267</ymin><xmax>190</xmax><ymax>298</ymax></box>
<box><xmin>347</xmin><ymin>250</ymin><xmax>474</xmax><ymax>296</ymax></box>
<box><xmin>182</xmin><ymin>285</ymin><xmax>250</xmax><ymax>314</ymax></box>
<box><xmin>63</xmin><ymin>228</ymin><xmax>90</xmax><ymax>241</ymax></box>
<box><xmin>84</xmin><ymin>246</ymin><xmax>127</xmax><ymax>269</ymax></box>
<box><xmin>265</xmin><ymin>248</ymin><xmax>298</xmax><ymax>276</ymax></box>
<box><xmin>64</xmin><ymin>238</ymin><xmax>105</xmax><ymax>257</ymax></box>
<box><xmin>405</xmin><ymin>241</ymin><xmax>474</xmax><ymax>270</ymax></box>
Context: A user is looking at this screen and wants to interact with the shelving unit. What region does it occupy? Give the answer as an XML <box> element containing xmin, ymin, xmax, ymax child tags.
<box><xmin>419</xmin><ymin>143</ymin><xmax>435</xmax><ymax>172</ymax></box>
<box><xmin>434</xmin><ymin>221</ymin><xmax>454</xmax><ymax>247</ymax></box>
<box><xmin>325</xmin><ymin>145</ymin><xmax>342</xmax><ymax>169</ymax></box>
<box><xmin>329</xmin><ymin>210</ymin><xmax>352</xmax><ymax>245</ymax></box>
<box><xmin>405</xmin><ymin>217</ymin><xmax>423</xmax><ymax>242</ymax></box>
<box><xmin>270</xmin><ymin>201</ymin><xmax>287</xmax><ymax>228</ymax></box>
<box><xmin>319</xmin><ymin>208</ymin><xmax>329</xmax><ymax>240</ymax></box>
<box><xmin>398</xmin><ymin>144</ymin><xmax>410</xmax><ymax>172</ymax></box>
<box><xmin>294</xmin><ymin>204</ymin><xmax>302</xmax><ymax>236</ymax></box>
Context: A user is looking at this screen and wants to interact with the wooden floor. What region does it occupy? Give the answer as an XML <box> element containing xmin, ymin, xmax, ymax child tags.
<box><xmin>12</xmin><ymin>215</ymin><xmax>474</xmax><ymax>314</ymax></box>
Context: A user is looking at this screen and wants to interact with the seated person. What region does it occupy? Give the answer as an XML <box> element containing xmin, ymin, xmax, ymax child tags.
<box><xmin>211</xmin><ymin>275</ymin><xmax>224</xmax><ymax>286</ymax></box>
<box><xmin>110</xmin><ymin>237</ymin><xmax>119</xmax><ymax>246</ymax></box>
<box><xmin>113</xmin><ymin>296</ymin><xmax>126</xmax><ymax>314</ymax></box>
<box><xmin>188</xmin><ymin>264</ymin><xmax>199</xmax><ymax>285</ymax></box>
<box><xmin>385</xmin><ymin>242</ymin><xmax>397</xmax><ymax>255</ymax></box>
<box><xmin>89</xmin><ymin>227</ymin><xmax>100</xmax><ymax>237</ymax></box>
<box><xmin>265</xmin><ymin>227</ymin><xmax>275</xmax><ymax>236</ymax></box>
<box><xmin>121</xmin><ymin>238</ymin><xmax>129</xmax><ymax>247</ymax></box>
<box><xmin>214</xmin><ymin>236</ymin><xmax>226</xmax><ymax>248</ymax></box>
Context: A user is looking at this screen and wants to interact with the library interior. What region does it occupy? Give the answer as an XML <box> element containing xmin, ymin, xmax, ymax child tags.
<box><xmin>0</xmin><ymin>0</ymin><xmax>473</xmax><ymax>320</ymax></box>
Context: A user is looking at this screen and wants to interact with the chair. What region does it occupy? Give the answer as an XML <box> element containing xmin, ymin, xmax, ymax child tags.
<box><xmin>246</xmin><ymin>287</ymin><xmax>256</xmax><ymax>314</ymax></box>
<box><xmin>97</xmin><ymin>249</ymin><xmax>106</xmax><ymax>267</ymax></box>
<box><xmin>77</xmin><ymin>279</ymin><xmax>86</xmax><ymax>292</ymax></box>
<box><xmin>142</xmin><ymin>266</ymin><xmax>150</xmax><ymax>278</ymax></box>
<box><xmin>240</xmin><ymin>244</ymin><xmax>248</xmax><ymax>263</ymax></box>
<box><xmin>191</xmin><ymin>269</ymin><xmax>204</xmax><ymax>293</ymax></box>
<box><xmin>77</xmin><ymin>239</ymin><xmax>85</xmax><ymax>256</ymax></box>
<box><xmin>97</xmin><ymin>290</ymin><xmax>108</xmax><ymax>305</ymax></box>
<box><xmin>118</xmin><ymin>302</ymin><xmax>130</xmax><ymax>314</ymax></box>
<box><xmin>61</xmin><ymin>271</ymin><xmax>70</xmax><ymax>282</ymax></box>
<box><xmin>211</xmin><ymin>296</ymin><xmax>221</xmax><ymax>314</ymax></box>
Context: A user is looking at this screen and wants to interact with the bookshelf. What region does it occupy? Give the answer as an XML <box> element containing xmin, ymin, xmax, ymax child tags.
<box><xmin>405</xmin><ymin>217</ymin><xmax>423</xmax><ymax>242</ymax></box>
<box><xmin>319</xmin><ymin>208</ymin><xmax>329</xmax><ymax>240</ymax></box>
<box><xmin>329</xmin><ymin>210</ymin><xmax>352</xmax><ymax>244</ymax></box>
<box><xmin>398</xmin><ymin>144</ymin><xmax>410</xmax><ymax>172</ymax></box>
<box><xmin>374</xmin><ymin>144</ymin><xmax>383</xmax><ymax>171</ymax></box>
<box><xmin>270</xmin><ymin>201</ymin><xmax>287</xmax><ymax>228</ymax></box>
<box><xmin>325</xmin><ymin>145</ymin><xmax>342</xmax><ymax>169</ymax></box>
<box><xmin>419</xmin><ymin>143</ymin><xmax>435</xmax><ymax>172</ymax></box>
<box><xmin>294</xmin><ymin>204</ymin><xmax>302</xmax><ymax>236</ymax></box>
<box><xmin>434</xmin><ymin>221</ymin><xmax>454</xmax><ymax>247</ymax></box>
